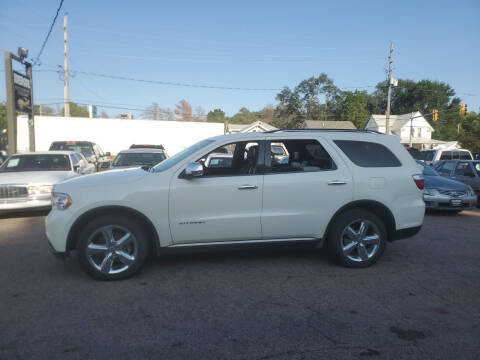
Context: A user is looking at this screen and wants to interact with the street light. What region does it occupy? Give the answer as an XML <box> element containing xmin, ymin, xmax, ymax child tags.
<box><xmin>17</xmin><ymin>47</ymin><xmax>28</xmax><ymax>61</ymax></box>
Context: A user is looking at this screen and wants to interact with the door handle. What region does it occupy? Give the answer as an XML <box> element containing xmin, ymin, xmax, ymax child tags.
<box><xmin>328</xmin><ymin>180</ymin><xmax>347</xmax><ymax>185</ymax></box>
<box><xmin>238</xmin><ymin>185</ymin><xmax>258</xmax><ymax>190</ymax></box>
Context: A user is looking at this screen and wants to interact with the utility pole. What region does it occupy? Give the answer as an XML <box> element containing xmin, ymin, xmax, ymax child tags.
<box><xmin>385</xmin><ymin>42</ymin><xmax>394</xmax><ymax>135</ymax></box>
<box><xmin>26</xmin><ymin>62</ymin><xmax>35</xmax><ymax>151</ymax></box>
<box><xmin>409</xmin><ymin>112</ymin><xmax>414</xmax><ymax>148</ymax></box>
<box><xmin>63</xmin><ymin>13</ymin><xmax>70</xmax><ymax>117</ymax></box>
<box><xmin>4</xmin><ymin>52</ymin><xmax>16</xmax><ymax>155</ymax></box>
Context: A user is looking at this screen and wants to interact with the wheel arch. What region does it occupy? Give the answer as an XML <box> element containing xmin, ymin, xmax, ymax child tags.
<box><xmin>66</xmin><ymin>205</ymin><xmax>160</xmax><ymax>255</ymax></box>
<box><xmin>323</xmin><ymin>200</ymin><xmax>396</xmax><ymax>242</ymax></box>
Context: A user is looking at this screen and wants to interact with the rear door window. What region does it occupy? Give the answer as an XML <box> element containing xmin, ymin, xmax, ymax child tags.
<box><xmin>459</xmin><ymin>151</ymin><xmax>472</xmax><ymax>160</ymax></box>
<box><xmin>455</xmin><ymin>162</ymin><xmax>475</xmax><ymax>177</ymax></box>
<box><xmin>334</xmin><ymin>140</ymin><xmax>401</xmax><ymax>167</ymax></box>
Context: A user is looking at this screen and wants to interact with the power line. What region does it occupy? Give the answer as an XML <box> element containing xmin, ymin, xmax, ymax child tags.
<box><xmin>33</xmin><ymin>0</ymin><xmax>65</xmax><ymax>66</ymax></box>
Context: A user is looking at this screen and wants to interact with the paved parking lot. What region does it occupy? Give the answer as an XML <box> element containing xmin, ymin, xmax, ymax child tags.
<box><xmin>0</xmin><ymin>209</ymin><xmax>479</xmax><ymax>359</ymax></box>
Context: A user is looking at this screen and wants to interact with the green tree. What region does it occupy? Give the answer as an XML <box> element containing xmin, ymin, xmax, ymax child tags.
<box><xmin>60</xmin><ymin>102</ymin><xmax>89</xmax><ymax>117</ymax></box>
<box><xmin>275</xmin><ymin>73</ymin><xmax>341</xmax><ymax>128</ymax></box>
<box><xmin>207</xmin><ymin>109</ymin><xmax>226</xmax><ymax>123</ymax></box>
<box><xmin>34</xmin><ymin>105</ymin><xmax>55</xmax><ymax>115</ymax></box>
<box><xmin>336</xmin><ymin>90</ymin><xmax>370</xmax><ymax>129</ymax></box>
<box><xmin>230</xmin><ymin>107</ymin><xmax>259</xmax><ymax>124</ymax></box>
<box><xmin>458</xmin><ymin>111</ymin><xmax>480</xmax><ymax>151</ymax></box>
<box><xmin>0</xmin><ymin>102</ymin><xmax>7</xmax><ymax>131</ymax></box>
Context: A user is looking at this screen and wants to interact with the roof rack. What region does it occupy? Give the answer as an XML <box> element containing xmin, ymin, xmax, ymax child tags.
<box><xmin>263</xmin><ymin>129</ymin><xmax>384</xmax><ymax>134</ymax></box>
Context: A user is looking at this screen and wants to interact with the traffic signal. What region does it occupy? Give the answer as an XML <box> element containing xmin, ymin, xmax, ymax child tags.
<box><xmin>460</xmin><ymin>103</ymin><xmax>467</xmax><ymax>116</ymax></box>
<box><xmin>433</xmin><ymin>109</ymin><xmax>439</xmax><ymax>121</ymax></box>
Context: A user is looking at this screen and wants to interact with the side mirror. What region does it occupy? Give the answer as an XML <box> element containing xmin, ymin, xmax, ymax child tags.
<box><xmin>74</xmin><ymin>165</ymin><xmax>81</xmax><ymax>174</ymax></box>
<box><xmin>184</xmin><ymin>162</ymin><xmax>203</xmax><ymax>179</ymax></box>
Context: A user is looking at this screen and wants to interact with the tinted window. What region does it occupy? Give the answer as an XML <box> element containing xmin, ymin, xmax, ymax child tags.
<box><xmin>459</xmin><ymin>151</ymin><xmax>472</xmax><ymax>160</ymax></box>
<box><xmin>440</xmin><ymin>151</ymin><xmax>452</xmax><ymax>160</ymax></box>
<box><xmin>422</xmin><ymin>150</ymin><xmax>436</xmax><ymax>161</ymax></box>
<box><xmin>267</xmin><ymin>139</ymin><xmax>335</xmax><ymax>173</ymax></box>
<box><xmin>153</xmin><ymin>139</ymin><xmax>214</xmax><ymax>173</ymax></box>
<box><xmin>0</xmin><ymin>154</ymin><xmax>71</xmax><ymax>172</ymax></box>
<box><xmin>455</xmin><ymin>162</ymin><xmax>475</xmax><ymax>177</ymax></box>
<box><xmin>112</xmin><ymin>152</ymin><xmax>166</xmax><ymax>167</ymax></box>
<box><xmin>334</xmin><ymin>140</ymin><xmax>401</xmax><ymax>167</ymax></box>
<box><xmin>71</xmin><ymin>153</ymin><xmax>80</xmax><ymax>166</ymax></box>
<box><xmin>437</xmin><ymin>161</ymin><xmax>455</xmax><ymax>175</ymax></box>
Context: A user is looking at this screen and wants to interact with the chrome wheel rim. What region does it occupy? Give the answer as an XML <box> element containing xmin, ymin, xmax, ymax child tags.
<box><xmin>86</xmin><ymin>225</ymin><xmax>138</xmax><ymax>274</ymax></box>
<box><xmin>341</xmin><ymin>219</ymin><xmax>381</xmax><ymax>262</ymax></box>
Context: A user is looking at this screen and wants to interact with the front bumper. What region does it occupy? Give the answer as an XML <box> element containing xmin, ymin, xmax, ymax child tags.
<box><xmin>0</xmin><ymin>196</ymin><xmax>51</xmax><ymax>212</ymax></box>
<box><xmin>423</xmin><ymin>193</ymin><xmax>477</xmax><ymax>211</ymax></box>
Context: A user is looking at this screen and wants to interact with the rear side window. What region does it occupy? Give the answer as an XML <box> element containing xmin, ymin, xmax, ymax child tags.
<box><xmin>440</xmin><ymin>151</ymin><xmax>452</xmax><ymax>160</ymax></box>
<box><xmin>334</xmin><ymin>140</ymin><xmax>401</xmax><ymax>168</ymax></box>
<box><xmin>459</xmin><ymin>151</ymin><xmax>472</xmax><ymax>160</ymax></box>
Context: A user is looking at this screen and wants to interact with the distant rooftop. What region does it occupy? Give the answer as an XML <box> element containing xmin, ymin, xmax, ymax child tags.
<box><xmin>302</xmin><ymin>120</ymin><xmax>356</xmax><ymax>130</ymax></box>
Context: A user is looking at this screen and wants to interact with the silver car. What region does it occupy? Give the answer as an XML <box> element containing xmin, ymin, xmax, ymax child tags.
<box><xmin>416</xmin><ymin>161</ymin><xmax>477</xmax><ymax>212</ymax></box>
<box><xmin>0</xmin><ymin>151</ymin><xmax>94</xmax><ymax>212</ymax></box>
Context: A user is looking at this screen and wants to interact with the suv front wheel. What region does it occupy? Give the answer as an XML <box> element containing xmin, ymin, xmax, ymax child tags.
<box><xmin>328</xmin><ymin>209</ymin><xmax>386</xmax><ymax>268</ymax></box>
<box><xmin>77</xmin><ymin>214</ymin><xmax>150</xmax><ymax>280</ymax></box>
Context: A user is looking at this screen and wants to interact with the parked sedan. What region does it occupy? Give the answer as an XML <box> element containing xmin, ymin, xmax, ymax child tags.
<box><xmin>434</xmin><ymin>160</ymin><xmax>480</xmax><ymax>205</ymax></box>
<box><xmin>416</xmin><ymin>160</ymin><xmax>477</xmax><ymax>211</ymax></box>
<box><xmin>110</xmin><ymin>148</ymin><xmax>167</xmax><ymax>170</ymax></box>
<box><xmin>0</xmin><ymin>151</ymin><xmax>94</xmax><ymax>212</ymax></box>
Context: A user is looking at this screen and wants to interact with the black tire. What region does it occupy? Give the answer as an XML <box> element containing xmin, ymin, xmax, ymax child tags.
<box><xmin>327</xmin><ymin>209</ymin><xmax>387</xmax><ymax>268</ymax></box>
<box><xmin>77</xmin><ymin>214</ymin><xmax>150</xmax><ymax>280</ymax></box>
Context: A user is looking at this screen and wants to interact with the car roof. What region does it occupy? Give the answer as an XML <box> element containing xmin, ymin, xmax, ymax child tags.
<box><xmin>117</xmin><ymin>148</ymin><xmax>165</xmax><ymax>154</ymax></box>
<box><xmin>12</xmin><ymin>151</ymin><xmax>76</xmax><ymax>156</ymax></box>
<box><xmin>51</xmin><ymin>141</ymin><xmax>94</xmax><ymax>144</ymax></box>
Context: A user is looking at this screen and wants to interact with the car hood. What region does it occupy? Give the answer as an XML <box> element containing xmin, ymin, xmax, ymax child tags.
<box><xmin>55</xmin><ymin>167</ymin><xmax>148</xmax><ymax>191</ymax></box>
<box><xmin>0</xmin><ymin>171</ymin><xmax>73</xmax><ymax>185</ymax></box>
<box><xmin>424</xmin><ymin>175</ymin><xmax>467</xmax><ymax>190</ymax></box>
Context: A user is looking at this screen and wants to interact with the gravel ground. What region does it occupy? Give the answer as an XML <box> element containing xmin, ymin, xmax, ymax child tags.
<box><xmin>0</xmin><ymin>209</ymin><xmax>479</xmax><ymax>359</ymax></box>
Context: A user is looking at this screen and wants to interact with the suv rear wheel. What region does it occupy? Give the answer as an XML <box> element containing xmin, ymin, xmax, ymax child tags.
<box><xmin>77</xmin><ymin>214</ymin><xmax>150</xmax><ymax>280</ymax></box>
<box><xmin>328</xmin><ymin>209</ymin><xmax>386</xmax><ymax>268</ymax></box>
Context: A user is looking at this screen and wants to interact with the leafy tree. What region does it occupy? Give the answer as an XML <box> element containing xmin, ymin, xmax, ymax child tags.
<box><xmin>175</xmin><ymin>99</ymin><xmax>193</xmax><ymax>121</ymax></box>
<box><xmin>275</xmin><ymin>73</ymin><xmax>341</xmax><ymax>128</ymax></box>
<box><xmin>142</xmin><ymin>103</ymin><xmax>174</xmax><ymax>121</ymax></box>
<box><xmin>207</xmin><ymin>109</ymin><xmax>226</xmax><ymax>123</ymax></box>
<box><xmin>0</xmin><ymin>102</ymin><xmax>7</xmax><ymax>131</ymax></box>
<box><xmin>34</xmin><ymin>105</ymin><xmax>55</xmax><ymax>116</ymax></box>
<box><xmin>458</xmin><ymin>111</ymin><xmax>480</xmax><ymax>151</ymax></box>
<box><xmin>194</xmin><ymin>106</ymin><xmax>206</xmax><ymax>121</ymax></box>
<box><xmin>60</xmin><ymin>102</ymin><xmax>89</xmax><ymax>117</ymax></box>
<box><xmin>336</xmin><ymin>90</ymin><xmax>370</xmax><ymax>129</ymax></box>
<box><xmin>230</xmin><ymin>107</ymin><xmax>259</xmax><ymax>124</ymax></box>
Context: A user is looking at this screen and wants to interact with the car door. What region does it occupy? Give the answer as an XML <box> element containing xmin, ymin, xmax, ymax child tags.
<box><xmin>261</xmin><ymin>136</ymin><xmax>353</xmax><ymax>240</ymax></box>
<box><xmin>169</xmin><ymin>139</ymin><xmax>265</xmax><ymax>244</ymax></box>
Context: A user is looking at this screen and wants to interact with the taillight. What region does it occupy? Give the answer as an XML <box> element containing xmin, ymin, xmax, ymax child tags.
<box><xmin>412</xmin><ymin>174</ymin><xmax>424</xmax><ymax>190</ymax></box>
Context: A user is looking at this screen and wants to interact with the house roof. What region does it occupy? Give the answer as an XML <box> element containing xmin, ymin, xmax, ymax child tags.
<box><xmin>303</xmin><ymin>120</ymin><xmax>357</xmax><ymax>129</ymax></box>
<box><xmin>228</xmin><ymin>121</ymin><xmax>278</xmax><ymax>133</ymax></box>
<box><xmin>367</xmin><ymin>111</ymin><xmax>434</xmax><ymax>133</ymax></box>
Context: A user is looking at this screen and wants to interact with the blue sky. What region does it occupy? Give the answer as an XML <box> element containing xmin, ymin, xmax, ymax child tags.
<box><xmin>1</xmin><ymin>0</ymin><xmax>479</xmax><ymax>117</ymax></box>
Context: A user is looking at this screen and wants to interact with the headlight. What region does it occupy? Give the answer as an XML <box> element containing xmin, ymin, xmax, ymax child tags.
<box><xmin>28</xmin><ymin>185</ymin><xmax>53</xmax><ymax>195</ymax></box>
<box><xmin>423</xmin><ymin>188</ymin><xmax>437</xmax><ymax>196</ymax></box>
<box><xmin>51</xmin><ymin>192</ymin><xmax>72</xmax><ymax>210</ymax></box>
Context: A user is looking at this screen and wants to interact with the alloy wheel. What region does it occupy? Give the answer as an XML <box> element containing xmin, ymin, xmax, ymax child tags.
<box><xmin>340</xmin><ymin>219</ymin><xmax>381</xmax><ymax>262</ymax></box>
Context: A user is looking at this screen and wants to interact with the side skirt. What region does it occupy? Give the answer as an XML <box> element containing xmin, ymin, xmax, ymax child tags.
<box><xmin>167</xmin><ymin>237</ymin><xmax>323</xmax><ymax>248</ymax></box>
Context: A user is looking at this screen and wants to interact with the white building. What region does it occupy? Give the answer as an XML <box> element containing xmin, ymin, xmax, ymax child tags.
<box><xmin>16</xmin><ymin>115</ymin><xmax>224</xmax><ymax>155</ymax></box>
<box><xmin>365</xmin><ymin>111</ymin><xmax>444</xmax><ymax>149</ymax></box>
<box><xmin>226</xmin><ymin>120</ymin><xmax>277</xmax><ymax>134</ymax></box>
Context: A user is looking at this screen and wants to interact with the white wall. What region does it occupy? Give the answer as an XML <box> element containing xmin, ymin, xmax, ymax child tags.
<box><xmin>17</xmin><ymin>116</ymin><xmax>224</xmax><ymax>155</ymax></box>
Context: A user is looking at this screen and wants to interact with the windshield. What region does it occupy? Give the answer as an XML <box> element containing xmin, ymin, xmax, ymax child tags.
<box><xmin>113</xmin><ymin>152</ymin><xmax>166</xmax><ymax>167</ymax></box>
<box><xmin>50</xmin><ymin>143</ymin><xmax>93</xmax><ymax>158</ymax></box>
<box><xmin>0</xmin><ymin>154</ymin><xmax>71</xmax><ymax>172</ymax></box>
<box><xmin>422</xmin><ymin>150</ymin><xmax>436</xmax><ymax>161</ymax></box>
<box><xmin>153</xmin><ymin>139</ymin><xmax>214</xmax><ymax>172</ymax></box>
<box><xmin>416</xmin><ymin>160</ymin><xmax>438</xmax><ymax>176</ymax></box>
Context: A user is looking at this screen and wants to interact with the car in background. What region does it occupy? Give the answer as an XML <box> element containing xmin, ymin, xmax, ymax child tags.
<box><xmin>416</xmin><ymin>160</ymin><xmax>477</xmax><ymax>212</ymax></box>
<box><xmin>473</xmin><ymin>152</ymin><xmax>480</xmax><ymax>160</ymax></box>
<box><xmin>110</xmin><ymin>148</ymin><xmax>167</xmax><ymax>170</ymax></box>
<box><xmin>421</xmin><ymin>148</ymin><xmax>472</xmax><ymax>166</ymax></box>
<box><xmin>434</xmin><ymin>160</ymin><xmax>480</xmax><ymax>206</ymax></box>
<box><xmin>49</xmin><ymin>141</ymin><xmax>111</xmax><ymax>171</ymax></box>
<box><xmin>0</xmin><ymin>151</ymin><xmax>94</xmax><ymax>212</ymax></box>
<box><xmin>405</xmin><ymin>147</ymin><xmax>424</xmax><ymax>161</ymax></box>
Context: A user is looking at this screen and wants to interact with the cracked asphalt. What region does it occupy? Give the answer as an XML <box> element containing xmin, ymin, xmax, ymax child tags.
<box><xmin>1</xmin><ymin>209</ymin><xmax>479</xmax><ymax>359</ymax></box>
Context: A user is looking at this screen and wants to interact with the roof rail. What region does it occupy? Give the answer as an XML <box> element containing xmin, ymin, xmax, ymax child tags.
<box><xmin>263</xmin><ymin>129</ymin><xmax>385</xmax><ymax>134</ymax></box>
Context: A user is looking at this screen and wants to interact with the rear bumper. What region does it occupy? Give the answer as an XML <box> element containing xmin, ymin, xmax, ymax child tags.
<box><xmin>390</xmin><ymin>225</ymin><xmax>422</xmax><ymax>241</ymax></box>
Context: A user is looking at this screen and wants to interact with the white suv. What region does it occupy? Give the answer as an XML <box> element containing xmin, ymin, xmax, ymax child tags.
<box><xmin>46</xmin><ymin>130</ymin><xmax>425</xmax><ymax>280</ymax></box>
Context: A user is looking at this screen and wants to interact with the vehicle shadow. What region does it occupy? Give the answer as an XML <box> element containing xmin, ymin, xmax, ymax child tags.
<box><xmin>426</xmin><ymin>208</ymin><xmax>480</xmax><ymax>217</ymax></box>
<box><xmin>0</xmin><ymin>209</ymin><xmax>50</xmax><ymax>220</ymax></box>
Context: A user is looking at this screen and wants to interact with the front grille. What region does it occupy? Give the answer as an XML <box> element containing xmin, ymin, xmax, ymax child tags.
<box><xmin>438</xmin><ymin>189</ymin><xmax>466</xmax><ymax>197</ymax></box>
<box><xmin>0</xmin><ymin>185</ymin><xmax>28</xmax><ymax>199</ymax></box>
